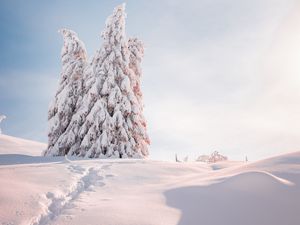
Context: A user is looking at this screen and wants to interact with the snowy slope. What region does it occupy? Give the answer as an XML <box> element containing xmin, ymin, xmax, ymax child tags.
<box><xmin>0</xmin><ymin>134</ymin><xmax>46</xmax><ymax>156</ymax></box>
<box><xmin>0</xmin><ymin>135</ymin><xmax>299</xmax><ymax>225</ymax></box>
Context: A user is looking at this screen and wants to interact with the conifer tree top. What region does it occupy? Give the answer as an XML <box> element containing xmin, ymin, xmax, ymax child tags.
<box><xmin>101</xmin><ymin>3</ymin><xmax>127</xmax><ymax>45</ymax></box>
<box><xmin>59</xmin><ymin>28</ymin><xmax>87</xmax><ymax>61</ymax></box>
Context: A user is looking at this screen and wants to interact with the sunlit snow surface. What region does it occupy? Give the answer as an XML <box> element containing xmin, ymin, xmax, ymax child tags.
<box><xmin>0</xmin><ymin>134</ymin><xmax>299</xmax><ymax>225</ymax></box>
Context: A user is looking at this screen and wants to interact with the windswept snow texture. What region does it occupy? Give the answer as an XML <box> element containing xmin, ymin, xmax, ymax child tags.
<box><xmin>0</xmin><ymin>135</ymin><xmax>300</xmax><ymax>225</ymax></box>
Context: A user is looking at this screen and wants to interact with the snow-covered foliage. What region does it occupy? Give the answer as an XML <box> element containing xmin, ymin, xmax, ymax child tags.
<box><xmin>208</xmin><ymin>151</ymin><xmax>228</xmax><ymax>163</ymax></box>
<box><xmin>196</xmin><ymin>151</ymin><xmax>228</xmax><ymax>163</ymax></box>
<box><xmin>45</xmin><ymin>29</ymin><xmax>87</xmax><ymax>156</ymax></box>
<box><xmin>44</xmin><ymin>4</ymin><xmax>149</xmax><ymax>158</ymax></box>
<box><xmin>0</xmin><ymin>115</ymin><xmax>6</xmax><ymax>134</ymax></box>
<box><xmin>128</xmin><ymin>38</ymin><xmax>150</xmax><ymax>156</ymax></box>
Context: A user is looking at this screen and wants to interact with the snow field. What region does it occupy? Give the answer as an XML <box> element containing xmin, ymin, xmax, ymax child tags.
<box><xmin>0</xmin><ymin>134</ymin><xmax>300</xmax><ymax>225</ymax></box>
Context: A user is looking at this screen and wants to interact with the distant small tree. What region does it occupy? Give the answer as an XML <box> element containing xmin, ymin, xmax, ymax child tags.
<box><xmin>175</xmin><ymin>154</ymin><xmax>181</xmax><ymax>162</ymax></box>
<box><xmin>0</xmin><ymin>114</ymin><xmax>6</xmax><ymax>134</ymax></box>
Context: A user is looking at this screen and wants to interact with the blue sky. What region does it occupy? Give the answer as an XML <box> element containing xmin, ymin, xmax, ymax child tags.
<box><xmin>1</xmin><ymin>0</ymin><xmax>300</xmax><ymax>161</ymax></box>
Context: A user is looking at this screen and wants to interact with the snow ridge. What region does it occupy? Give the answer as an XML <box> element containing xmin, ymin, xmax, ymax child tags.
<box><xmin>30</xmin><ymin>164</ymin><xmax>105</xmax><ymax>225</ymax></box>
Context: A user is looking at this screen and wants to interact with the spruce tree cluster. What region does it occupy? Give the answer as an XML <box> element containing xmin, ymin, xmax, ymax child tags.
<box><xmin>44</xmin><ymin>4</ymin><xmax>150</xmax><ymax>158</ymax></box>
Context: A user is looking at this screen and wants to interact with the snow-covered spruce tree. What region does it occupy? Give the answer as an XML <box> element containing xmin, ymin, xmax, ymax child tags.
<box><xmin>67</xmin><ymin>4</ymin><xmax>149</xmax><ymax>158</ymax></box>
<box><xmin>51</xmin><ymin>61</ymin><xmax>98</xmax><ymax>157</ymax></box>
<box><xmin>77</xmin><ymin>3</ymin><xmax>148</xmax><ymax>158</ymax></box>
<box><xmin>127</xmin><ymin>38</ymin><xmax>150</xmax><ymax>156</ymax></box>
<box><xmin>45</xmin><ymin>29</ymin><xmax>87</xmax><ymax>156</ymax></box>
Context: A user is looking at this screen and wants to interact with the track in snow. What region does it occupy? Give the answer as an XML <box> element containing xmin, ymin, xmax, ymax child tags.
<box><xmin>30</xmin><ymin>163</ymin><xmax>111</xmax><ymax>225</ymax></box>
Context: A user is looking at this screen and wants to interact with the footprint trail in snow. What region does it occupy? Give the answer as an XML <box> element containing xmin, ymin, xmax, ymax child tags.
<box><xmin>30</xmin><ymin>163</ymin><xmax>113</xmax><ymax>225</ymax></box>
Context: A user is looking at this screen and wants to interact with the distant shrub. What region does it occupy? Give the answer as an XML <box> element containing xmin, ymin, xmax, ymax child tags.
<box><xmin>196</xmin><ymin>151</ymin><xmax>228</xmax><ymax>163</ymax></box>
<box><xmin>208</xmin><ymin>151</ymin><xmax>228</xmax><ymax>163</ymax></box>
